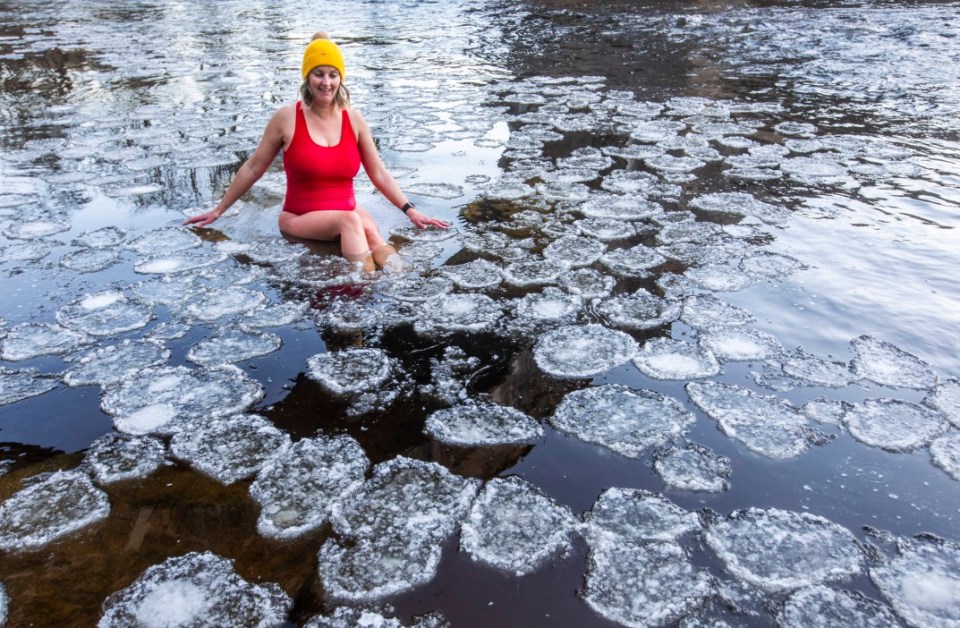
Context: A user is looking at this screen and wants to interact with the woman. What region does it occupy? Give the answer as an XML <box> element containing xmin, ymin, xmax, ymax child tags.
<box><xmin>184</xmin><ymin>32</ymin><xmax>449</xmax><ymax>271</ymax></box>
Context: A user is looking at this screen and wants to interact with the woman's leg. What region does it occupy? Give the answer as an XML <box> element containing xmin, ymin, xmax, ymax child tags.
<box><xmin>278</xmin><ymin>210</ymin><xmax>374</xmax><ymax>270</ymax></box>
<box><xmin>353</xmin><ymin>206</ymin><xmax>401</xmax><ymax>269</ymax></box>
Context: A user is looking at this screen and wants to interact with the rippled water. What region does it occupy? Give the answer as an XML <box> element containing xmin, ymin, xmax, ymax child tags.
<box><xmin>2</xmin><ymin>0</ymin><xmax>960</xmax><ymax>626</ymax></box>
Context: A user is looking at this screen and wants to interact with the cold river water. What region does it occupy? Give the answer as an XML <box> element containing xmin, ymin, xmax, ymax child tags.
<box><xmin>1</xmin><ymin>0</ymin><xmax>959</xmax><ymax>626</ymax></box>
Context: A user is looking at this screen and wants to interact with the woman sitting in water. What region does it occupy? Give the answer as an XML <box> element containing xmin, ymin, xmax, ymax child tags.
<box><xmin>184</xmin><ymin>31</ymin><xmax>449</xmax><ymax>271</ymax></box>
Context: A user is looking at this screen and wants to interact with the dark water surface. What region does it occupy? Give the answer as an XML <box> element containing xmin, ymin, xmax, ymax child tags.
<box><xmin>1</xmin><ymin>1</ymin><xmax>959</xmax><ymax>626</ymax></box>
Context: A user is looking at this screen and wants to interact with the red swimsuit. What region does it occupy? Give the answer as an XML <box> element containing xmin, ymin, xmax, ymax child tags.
<box><xmin>282</xmin><ymin>103</ymin><xmax>362</xmax><ymax>214</ymax></box>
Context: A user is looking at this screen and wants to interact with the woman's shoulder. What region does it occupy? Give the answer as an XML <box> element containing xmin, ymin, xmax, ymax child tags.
<box><xmin>344</xmin><ymin>106</ymin><xmax>367</xmax><ymax>125</ymax></box>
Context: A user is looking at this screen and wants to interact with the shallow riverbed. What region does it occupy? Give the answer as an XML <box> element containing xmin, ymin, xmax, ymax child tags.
<box><xmin>1</xmin><ymin>1</ymin><xmax>959</xmax><ymax>626</ymax></box>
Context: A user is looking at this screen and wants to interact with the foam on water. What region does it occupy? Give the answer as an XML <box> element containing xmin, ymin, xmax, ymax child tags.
<box><xmin>705</xmin><ymin>508</ymin><xmax>863</xmax><ymax>593</ymax></box>
<box><xmin>64</xmin><ymin>339</ymin><xmax>169</xmax><ymax>387</ymax></box>
<box><xmin>250</xmin><ymin>435</ymin><xmax>369</xmax><ymax>539</ymax></box>
<box><xmin>102</xmin><ymin>365</ymin><xmax>264</xmax><ymax>435</ymax></box>
<box><xmin>0</xmin><ymin>366</ymin><xmax>59</xmax><ymax>405</ymax></box>
<box><xmin>633</xmin><ymin>338</ymin><xmax>720</xmax><ymax>380</ymax></box>
<box><xmin>778</xmin><ymin>585</ymin><xmax>899</xmax><ymax>628</ymax></box>
<box><xmin>584</xmin><ymin>487</ymin><xmax>700</xmax><ymax>546</ymax></box>
<box><xmin>98</xmin><ymin>551</ymin><xmax>291</xmax><ymax>627</ymax></box>
<box><xmin>595</xmin><ymin>290</ymin><xmax>680</xmax><ymax>331</ymax></box>
<box><xmin>550</xmin><ymin>384</ymin><xmax>694</xmax><ymax>458</ymax></box>
<box><xmin>83</xmin><ymin>432</ymin><xmax>166</xmax><ymax>484</ymax></box>
<box><xmin>0</xmin><ymin>470</ymin><xmax>110</xmax><ymax>552</ymax></box>
<box><xmin>843</xmin><ymin>398</ymin><xmax>950</xmax><ymax>452</ymax></box>
<box><xmin>460</xmin><ymin>475</ymin><xmax>577</xmax><ymax>577</ymax></box>
<box><xmin>699</xmin><ymin>327</ymin><xmax>783</xmax><ymax>362</ymax></box>
<box><xmin>850</xmin><ymin>335</ymin><xmax>939</xmax><ymax>390</ymax></box>
<box><xmin>533</xmin><ymin>324</ymin><xmax>638</xmax><ymax>379</ymax></box>
<box><xmin>687</xmin><ymin>382</ymin><xmax>817</xmax><ymax>459</ymax></box>
<box><xmin>184</xmin><ymin>286</ymin><xmax>268</xmax><ymax>322</ymax></box>
<box><xmin>681</xmin><ymin>295</ymin><xmax>756</xmax><ymax>331</ymax></box>
<box><xmin>0</xmin><ymin>322</ymin><xmax>92</xmax><ymax>361</ymax></box>
<box><xmin>170</xmin><ymin>414</ymin><xmax>291</xmax><ymax>485</ymax></box>
<box><xmin>870</xmin><ymin>536</ymin><xmax>960</xmax><ymax>627</ymax></box>
<box><xmin>424</xmin><ymin>401</ymin><xmax>542</xmax><ymax>446</ymax></box>
<box><xmin>186</xmin><ymin>328</ymin><xmax>282</xmax><ymax>366</ymax></box>
<box><xmin>583</xmin><ymin>540</ymin><xmax>714</xmax><ymax>627</ymax></box>
<box><xmin>653</xmin><ymin>444</ymin><xmax>732</xmax><ymax>492</ymax></box>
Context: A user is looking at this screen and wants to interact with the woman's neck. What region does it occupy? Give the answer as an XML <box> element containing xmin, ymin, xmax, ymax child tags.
<box><xmin>306</xmin><ymin>100</ymin><xmax>338</xmax><ymax>119</ymax></box>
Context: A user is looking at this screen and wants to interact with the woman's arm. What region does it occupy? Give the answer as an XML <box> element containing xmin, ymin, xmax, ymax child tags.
<box><xmin>351</xmin><ymin>108</ymin><xmax>450</xmax><ymax>229</ymax></box>
<box><xmin>183</xmin><ymin>106</ymin><xmax>292</xmax><ymax>227</ymax></box>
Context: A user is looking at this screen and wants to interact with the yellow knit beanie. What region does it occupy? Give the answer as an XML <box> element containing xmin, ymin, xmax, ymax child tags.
<box><xmin>301</xmin><ymin>32</ymin><xmax>345</xmax><ymax>80</ymax></box>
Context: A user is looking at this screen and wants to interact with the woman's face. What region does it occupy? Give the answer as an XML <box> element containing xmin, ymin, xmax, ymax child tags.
<box><xmin>308</xmin><ymin>66</ymin><xmax>341</xmax><ymax>102</ymax></box>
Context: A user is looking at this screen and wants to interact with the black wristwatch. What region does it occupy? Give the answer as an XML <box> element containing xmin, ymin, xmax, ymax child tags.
<box><xmin>400</xmin><ymin>202</ymin><xmax>415</xmax><ymax>214</ymax></box>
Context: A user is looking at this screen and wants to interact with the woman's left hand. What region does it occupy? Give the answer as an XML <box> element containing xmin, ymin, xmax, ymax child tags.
<box><xmin>407</xmin><ymin>208</ymin><xmax>450</xmax><ymax>229</ymax></box>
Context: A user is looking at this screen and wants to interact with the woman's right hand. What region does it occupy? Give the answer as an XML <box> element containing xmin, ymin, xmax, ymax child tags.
<box><xmin>183</xmin><ymin>209</ymin><xmax>222</xmax><ymax>227</ymax></box>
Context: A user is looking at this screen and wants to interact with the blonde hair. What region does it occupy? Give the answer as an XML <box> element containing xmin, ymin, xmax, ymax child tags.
<box><xmin>301</xmin><ymin>31</ymin><xmax>350</xmax><ymax>110</ymax></box>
